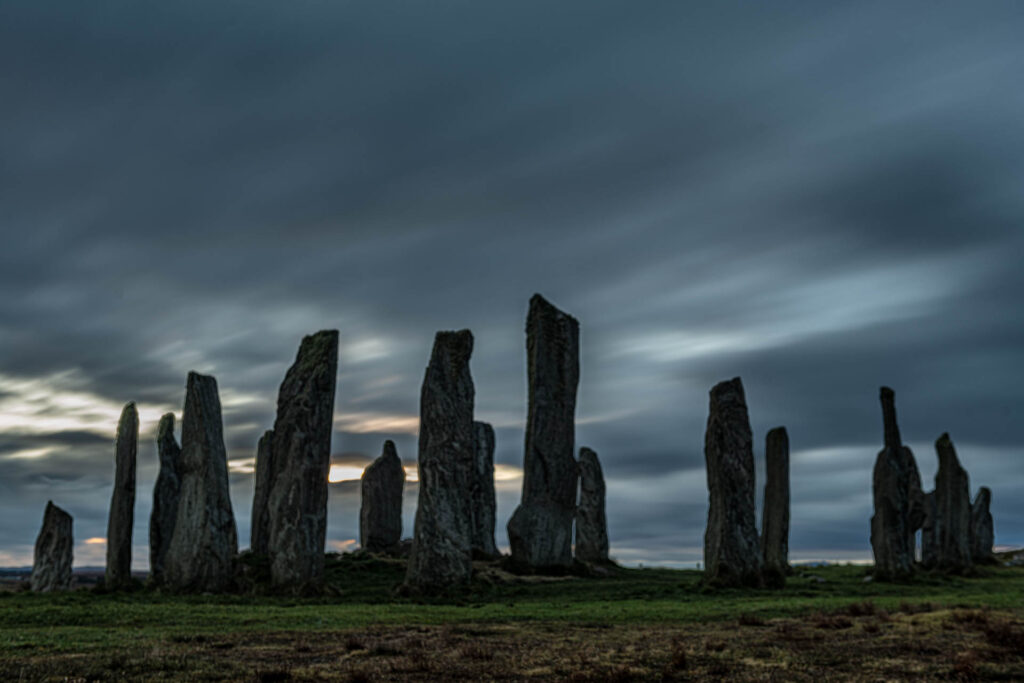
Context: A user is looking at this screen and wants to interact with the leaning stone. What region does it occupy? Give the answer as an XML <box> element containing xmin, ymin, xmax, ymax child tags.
<box><xmin>932</xmin><ymin>433</ymin><xmax>973</xmax><ymax>572</ymax></box>
<box><xmin>31</xmin><ymin>501</ymin><xmax>73</xmax><ymax>592</ymax></box>
<box><xmin>360</xmin><ymin>440</ymin><xmax>406</xmax><ymax>553</ymax></box>
<box><xmin>149</xmin><ymin>413</ymin><xmax>182</xmax><ymax>585</ymax></box>
<box><xmin>575</xmin><ymin>447</ymin><xmax>609</xmax><ymax>564</ymax></box>
<box><xmin>470</xmin><ymin>421</ymin><xmax>499</xmax><ymax>559</ymax></box>
<box><xmin>761</xmin><ymin>426</ymin><xmax>790</xmax><ymax>587</ymax></box>
<box><xmin>106</xmin><ymin>402</ymin><xmax>137</xmax><ymax>589</ymax></box>
<box><xmin>405</xmin><ymin>330</ymin><xmax>476</xmax><ymax>592</ymax></box>
<box><xmin>249</xmin><ymin>430</ymin><xmax>274</xmax><ymax>556</ymax></box>
<box><xmin>703</xmin><ymin>377</ymin><xmax>762</xmax><ymax>587</ymax></box>
<box><xmin>970</xmin><ymin>486</ymin><xmax>995</xmax><ymax>564</ymax></box>
<box><xmin>508</xmin><ymin>294</ymin><xmax>580</xmax><ymax>571</ymax></box>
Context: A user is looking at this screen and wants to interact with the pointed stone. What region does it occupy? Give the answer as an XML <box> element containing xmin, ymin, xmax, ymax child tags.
<box><xmin>360</xmin><ymin>440</ymin><xmax>406</xmax><ymax>553</ymax></box>
<box><xmin>470</xmin><ymin>421</ymin><xmax>499</xmax><ymax>559</ymax></box>
<box><xmin>508</xmin><ymin>294</ymin><xmax>580</xmax><ymax>571</ymax></box>
<box><xmin>149</xmin><ymin>413</ymin><xmax>182</xmax><ymax>585</ymax></box>
<box><xmin>106</xmin><ymin>402</ymin><xmax>137</xmax><ymax>589</ymax></box>
<box><xmin>761</xmin><ymin>426</ymin><xmax>790</xmax><ymax>587</ymax></box>
<box><xmin>405</xmin><ymin>330</ymin><xmax>476</xmax><ymax>592</ymax></box>
<box><xmin>933</xmin><ymin>433</ymin><xmax>973</xmax><ymax>572</ymax></box>
<box><xmin>249</xmin><ymin>430</ymin><xmax>274</xmax><ymax>556</ymax></box>
<box><xmin>31</xmin><ymin>501</ymin><xmax>73</xmax><ymax>592</ymax></box>
<box><xmin>575</xmin><ymin>447</ymin><xmax>609</xmax><ymax>564</ymax></box>
<box><xmin>970</xmin><ymin>486</ymin><xmax>994</xmax><ymax>564</ymax></box>
<box><xmin>164</xmin><ymin>372</ymin><xmax>238</xmax><ymax>592</ymax></box>
<box><xmin>266</xmin><ymin>330</ymin><xmax>339</xmax><ymax>588</ymax></box>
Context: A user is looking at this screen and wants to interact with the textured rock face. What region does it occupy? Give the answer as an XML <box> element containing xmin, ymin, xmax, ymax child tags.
<box><xmin>360</xmin><ymin>440</ymin><xmax>406</xmax><ymax>553</ymax></box>
<box><xmin>31</xmin><ymin>501</ymin><xmax>73</xmax><ymax>592</ymax></box>
<box><xmin>164</xmin><ymin>372</ymin><xmax>238</xmax><ymax>592</ymax></box>
<box><xmin>405</xmin><ymin>330</ymin><xmax>476</xmax><ymax>592</ymax></box>
<box><xmin>703</xmin><ymin>377</ymin><xmax>762</xmax><ymax>587</ymax></box>
<box><xmin>970</xmin><ymin>487</ymin><xmax>995</xmax><ymax>564</ymax></box>
<box><xmin>761</xmin><ymin>427</ymin><xmax>790</xmax><ymax>587</ymax></box>
<box><xmin>149</xmin><ymin>413</ymin><xmax>182</xmax><ymax>585</ymax></box>
<box><xmin>508</xmin><ymin>294</ymin><xmax>580</xmax><ymax>571</ymax></box>
<box><xmin>933</xmin><ymin>433</ymin><xmax>973</xmax><ymax>572</ymax></box>
<box><xmin>470</xmin><ymin>421</ymin><xmax>499</xmax><ymax>559</ymax></box>
<box><xmin>575</xmin><ymin>447</ymin><xmax>609</xmax><ymax>564</ymax></box>
<box><xmin>249</xmin><ymin>430</ymin><xmax>274</xmax><ymax>556</ymax></box>
<box><xmin>106</xmin><ymin>402</ymin><xmax>138</xmax><ymax>589</ymax></box>
<box><xmin>921</xmin><ymin>491</ymin><xmax>939</xmax><ymax>569</ymax></box>
<box><xmin>266</xmin><ymin>330</ymin><xmax>339</xmax><ymax>587</ymax></box>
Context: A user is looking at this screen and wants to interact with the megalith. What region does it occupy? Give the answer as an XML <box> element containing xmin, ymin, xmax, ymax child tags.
<box><xmin>921</xmin><ymin>490</ymin><xmax>939</xmax><ymax>569</ymax></box>
<box><xmin>970</xmin><ymin>487</ymin><xmax>995</xmax><ymax>564</ymax></box>
<box><xmin>575</xmin><ymin>447</ymin><xmax>609</xmax><ymax>564</ymax></box>
<box><xmin>149</xmin><ymin>413</ymin><xmax>182</xmax><ymax>585</ymax></box>
<box><xmin>31</xmin><ymin>501</ymin><xmax>73</xmax><ymax>592</ymax></box>
<box><xmin>760</xmin><ymin>426</ymin><xmax>790</xmax><ymax>587</ymax></box>
<box><xmin>106</xmin><ymin>402</ymin><xmax>137</xmax><ymax>589</ymax></box>
<box><xmin>933</xmin><ymin>433</ymin><xmax>973</xmax><ymax>572</ymax></box>
<box><xmin>249</xmin><ymin>429</ymin><xmax>274</xmax><ymax>556</ymax></box>
<box><xmin>360</xmin><ymin>440</ymin><xmax>406</xmax><ymax>553</ymax></box>
<box><xmin>470</xmin><ymin>421</ymin><xmax>499</xmax><ymax>559</ymax></box>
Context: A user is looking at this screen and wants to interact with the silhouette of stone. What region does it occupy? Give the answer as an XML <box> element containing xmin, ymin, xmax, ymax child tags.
<box><xmin>360</xmin><ymin>440</ymin><xmax>406</xmax><ymax>553</ymax></box>
<box><xmin>249</xmin><ymin>430</ymin><xmax>274</xmax><ymax>556</ymax></box>
<box><xmin>106</xmin><ymin>402</ymin><xmax>137</xmax><ymax>589</ymax></box>
<box><xmin>508</xmin><ymin>294</ymin><xmax>580</xmax><ymax>571</ymax></box>
<box><xmin>933</xmin><ymin>433</ymin><xmax>973</xmax><ymax>572</ymax></box>
<box><xmin>970</xmin><ymin>486</ymin><xmax>994</xmax><ymax>564</ymax></box>
<box><xmin>703</xmin><ymin>377</ymin><xmax>762</xmax><ymax>587</ymax></box>
<box><xmin>405</xmin><ymin>330</ymin><xmax>476</xmax><ymax>592</ymax></box>
<box><xmin>164</xmin><ymin>372</ymin><xmax>238</xmax><ymax>592</ymax></box>
<box><xmin>149</xmin><ymin>413</ymin><xmax>182</xmax><ymax>585</ymax></box>
<box><xmin>575</xmin><ymin>447</ymin><xmax>609</xmax><ymax>564</ymax></box>
<box><xmin>266</xmin><ymin>330</ymin><xmax>339</xmax><ymax>588</ymax></box>
<box><xmin>31</xmin><ymin>501</ymin><xmax>73</xmax><ymax>592</ymax></box>
<box><xmin>470</xmin><ymin>421</ymin><xmax>499</xmax><ymax>559</ymax></box>
<box><xmin>921</xmin><ymin>490</ymin><xmax>939</xmax><ymax>569</ymax></box>
<box><xmin>761</xmin><ymin>426</ymin><xmax>790</xmax><ymax>587</ymax></box>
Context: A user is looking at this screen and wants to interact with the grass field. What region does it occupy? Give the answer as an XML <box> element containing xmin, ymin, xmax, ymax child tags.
<box><xmin>2</xmin><ymin>554</ymin><xmax>1023</xmax><ymax>681</ymax></box>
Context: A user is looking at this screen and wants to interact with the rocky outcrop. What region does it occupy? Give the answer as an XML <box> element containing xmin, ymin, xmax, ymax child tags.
<box><xmin>106</xmin><ymin>402</ymin><xmax>138</xmax><ymax>589</ymax></box>
<box><xmin>970</xmin><ymin>486</ymin><xmax>995</xmax><ymax>564</ymax></box>
<box><xmin>149</xmin><ymin>413</ymin><xmax>182</xmax><ymax>585</ymax></box>
<box><xmin>164</xmin><ymin>372</ymin><xmax>238</xmax><ymax>592</ymax></box>
<box><xmin>470</xmin><ymin>421</ymin><xmax>499</xmax><ymax>559</ymax></box>
<box><xmin>575</xmin><ymin>447</ymin><xmax>609</xmax><ymax>564</ymax></box>
<box><xmin>360</xmin><ymin>440</ymin><xmax>406</xmax><ymax>553</ymax></box>
<box><xmin>703</xmin><ymin>377</ymin><xmax>762</xmax><ymax>587</ymax></box>
<box><xmin>31</xmin><ymin>501</ymin><xmax>73</xmax><ymax>592</ymax></box>
<box><xmin>249</xmin><ymin>430</ymin><xmax>274</xmax><ymax>556</ymax></box>
<box><xmin>760</xmin><ymin>426</ymin><xmax>790</xmax><ymax>587</ymax></box>
<box><xmin>266</xmin><ymin>330</ymin><xmax>339</xmax><ymax>588</ymax></box>
<box><xmin>933</xmin><ymin>433</ymin><xmax>972</xmax><ymax>572</ymax></box>
<box><xmin>508</xmin><ymin>294</ymin><xmax>580</xmax><ymax>571</ymax></box>
<box><xmin>405</xmin><ymin>330</ymin><xmax>476</xmax><ymax>592</ymax></box>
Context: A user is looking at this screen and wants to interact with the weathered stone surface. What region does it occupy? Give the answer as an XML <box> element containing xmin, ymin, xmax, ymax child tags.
<box><xmin>470</xmin><ymin>421</ymin><xmax>499</xmax><ymax>559</ymax></box>
<box><xmin>405</xmin><ymin>330</ymin><xmax>476</xmax><ymax>592</ymax></box>
<box><xmin>970</xmin><ymin>486</ymin><xmax>995</xmax><ymax>564</ymax></box>
<box><xmin>703</xmin><ymin>377</ymin><xmax>762</xmax><ymax>587</ymax></box>
<box><xmin>921</xmin><ymin>490</ymin><xmax>939</xmax><ymax>569</ymax></box>
<box><xmin>249</xmin><ymin>430</ymin><xmax>274</xmax><ymax>556</ymax></box>
<box><xmin>31</xmin><ymin>501</ymin><xmax>73</xmax><ymax>593</ymax></box>
<box><xmin>266</xmin><ymin>330</ymin><xmax>339</xmax><ymax>587</ymax></box>
<box><xmin>149</xmin><ymin>413</ymin><xmax>182</xmax><ymax>585</ymax></box>
<box><xmin>575</xmin><ymin>447</ymin><xmax>609</xmax><ymax>564</ymax></box>
<box><xmin>761</xmin><ymin>426</ymin><xmax>790</xmax><ymax>587</ymax></box>
<box><xmin>933</xmin><ymin>433</ymin><xmax>973</xmax><ymax>572</ymax></box>
<box><xmin>106</xmin><ymin>402</ymin><xmax>137</xmax><ymax>589</ymax></box>
<box><xmin>508</xmin><ymin>294</ymin><xmax>580</xmax><ymax>571</ymax></box>
<box><xmin>360</xmin><ymin>440</ymin><xmax>405</xmax><ymax>553</ymax></box>
<box><xmin>164</xmin><ymin>372</ymin><xmax>238</xmax><ymax>592</ymax></box>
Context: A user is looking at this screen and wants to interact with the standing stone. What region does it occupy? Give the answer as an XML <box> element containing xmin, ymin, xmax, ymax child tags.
<box><xmin>106</xmin><ymin>402</ymin><xmax>137</xmax><ymax>589</ymax></box>
<box><xmin>164</xmin><ymin>372</ymin><xmax>238</xmax><ymax>592</ymax></box>
<box><xmin>703</xmin><ymin>377</ymin><xmax>762</xmax><ymax>587</ymax></box>
<box><xmin>266</xmin><ymin>330</ymin><xmax>339</xmax><ymax>587</ymax></box>
<box><xmin>507</xmin><ymin>294</ymin><xmax>580</xmax><ymax>571</ymax></box>
<box><xmin>470</xmin><ymin>421</ymin><xmax>499</xmax><ymax>559</ymax></box>
<box><xmin>149</xmin><ymin>413</ymin><xmax>182</xmax><ymax>585</ymax></box>
<box><xmin>933</xmin><ymin>433</ymin><xmax>973</xmax><ymax>572</ymax></box>
<box><xmin>249</xmin><ymin>430</ymin><xmax>274</xmax><ymax>556</ymax></box>
<box><xmin>970</xmin><ymin>486</ymin><xmax>995</xmax><ymax>564</ymax></box>
<box><xmin>760</xmin><ymin>426</ymin><xmax>790</xmax><ymax>587</ymax></box>
<box><xmin>360</xmin><ymin>440</ymin><xmax>406</xmax><ymax>553</ymax></box>
<box><xmin>30</xmin><ymin>501</ymin><xmax>73</xmax><ymax>592</ymax></box>
<box><xmin>405</xmin><ymin>330</ymin><xmax>476</xmax><ymax>592</ymax></box>
<box><xmin>575</xmin><ymin>447</ymin><xmax>609</xmax><ymax>564</ymax></box>
<box><xmin>920</xmin><ymin>491</ymin><xmax>939</xmax><ymax>569</ymax></box>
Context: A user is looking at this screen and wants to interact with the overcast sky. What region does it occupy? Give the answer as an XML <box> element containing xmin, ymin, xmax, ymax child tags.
<box><xmin>2</xmin><ymin>2</ymin><xmax>1022</xmax><ymax>569</ymax></box>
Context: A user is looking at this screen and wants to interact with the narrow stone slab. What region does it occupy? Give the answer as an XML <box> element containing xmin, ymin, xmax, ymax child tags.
<box><xmin>149</xmin><ymin>413</ymin><xmax>182</xmax><ymax>585</ymax></box>
<box><xmin>470</xmin><ymin>421</ymin><xmax>499</xmax><ymax>559</ymax></box>
<box><xmin>970</xmin><ymin>486</ymin><xmax>995</xmax><ymax>564</ymax></box>
<box><xmin>360</xmin><ymin>440</ymin><xmax>406</xmax><ymax>553</ymax></box>
<box><xmin>31</xmin><ymin>501</ymin><xmax>73</xmax><ymax>593</ymax></box>
<box><xmin>761</xmin><ymin>426</ymin><xmax>790</xmax><ymax>587</ymax></box>
<box><xmin>106</xmin><ymin>402</ymin><xmax>137</xmax><ymax>589</ymax></box>
<box><xmin>933</xmin><ymin>433</ymin><xmax>973</xmax><ymax>572</ymax></box>
<box><xmin>575</xmin><ymin>447</ymin><xmax>609</xmax><ymax>564</ymax></box>
<box><xmin>921</xmin><ymin>490</ymin><xmax>939</xmax><ymax>569</ymax></box>
<box><xmin>249</xmin><ymin>429</ymin><xmax>274</xmax><ymax>556</ymax></box>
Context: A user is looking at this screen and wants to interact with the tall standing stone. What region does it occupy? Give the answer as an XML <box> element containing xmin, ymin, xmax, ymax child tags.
<box><xmin>703</xmin><ymin>377</ymin><xmax>762</xmax><ymax>587</ymax></box>
<box><xmin>470</xmin><ymin>421</ymin><xmax>499</xmax><ymax>559</ymax></box>
<box><xmin>266</xmin><ymin>330</ymin><xmax>338</xmax><ymax>587</ymax></box>
<box><xmin>933</xmin><ymin>433</ymin><xmax>972</xmax><ymax>572</ymax></box>
<box><xmin>149</xmin><ymin>413</ymin><xmax>182</xmax><ymax>585</ymax></box>
<box><xmin>31</xmin><ymin>501</ymin><xmax>73</xmax><ymax>592</ymax></box>
<box><xmin>249</xmin><ymin>430</ymin><xmax>274</xmax><ymax>555</ymax></box>
<box><xmin>970</xmin><ymin>486</ymin><xmax>995</xmax><ymax>564</ymax></box>
<box><xmin>921</xmin><ymin>490</ymin><xmax>939</xmax><ymax>568</ymax></box>
<box><xmin>405</xmin><ymin>330</ymin><xmax>476</xmax><ymax>592</ymax></box>
<box><xmin>106</xmin><ymin>402</ymin><xmax>137</xmax><ymax>589</ymax></box>
<box><xmin>507</xmin><ymin>294</ymin><xmax>580</xmax><ymax>571</ymax></box>
<box><xmin>760</xmin><ymin>426</ymin><xmax>790</xmax><ymax>587</ymax></box>
<box><xmin>575</xmin><ymin>447</ymin><xmax>609</xmax><ymax>564</ymax></box>
<box><xmin>164</xmin><ymin>372</ymin><xmax>238</xmax><ymax>592</ymax></box>
<box><xmin>360</xmin><ymin>440</ymin><xmax>406</xmax><ymax>553</ymax></box>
